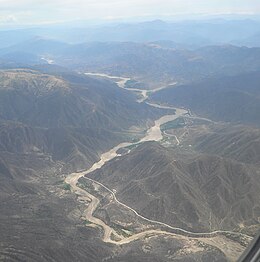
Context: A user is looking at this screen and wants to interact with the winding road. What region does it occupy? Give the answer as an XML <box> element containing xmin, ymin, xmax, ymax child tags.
<box><xmin>65</xmin><ymin>73</ymin><xmax>252</xmax><ymax>260</ymax></box>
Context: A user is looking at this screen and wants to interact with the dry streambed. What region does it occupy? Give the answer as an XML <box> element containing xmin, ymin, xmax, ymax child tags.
<box><xmin>65</xmin><ymin>73</ymin><xmax>251</xmax><ymax>261</ymax></box>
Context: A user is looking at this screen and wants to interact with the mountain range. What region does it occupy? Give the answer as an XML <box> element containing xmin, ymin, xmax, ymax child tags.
<box><xmin>0</xmin><ymin>18</ymin><xmax>259</xmax><ymax>261</ymax></box>
<box><xmin>151</xmin><ymin>71</ymin><xmax>260</xmax><ymax>126</ymax></box>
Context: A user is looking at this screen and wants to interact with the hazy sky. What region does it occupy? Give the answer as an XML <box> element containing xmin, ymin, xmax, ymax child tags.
<box><xmin>0</xmin><ymin>0</ymin><xmax>259</xmax><ymax>25</ymax></box>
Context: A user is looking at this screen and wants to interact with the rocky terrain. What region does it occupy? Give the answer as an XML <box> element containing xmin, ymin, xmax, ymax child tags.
<box><xmin>0</xmin><ymin>69</ymin><xmax>162</xmax><ymax>172</ymax></box>
<box><xmin>1</xmin><ymin>17</ymin><xmax>260</xmax><ymax>262</ymax></box>
<box><xmin>2</xmin><ymin>40</ymin><xmax>260</xmax><ymax>88</ymax></box>
<box><xmin>151</xmin><ymin>71</ymin><xmax>260</xmax><ymax>126</ymax></box>
<box><xmin>88</xmin><ymin>142</ymin><xmax>260</xmax><ymax>235</ymax></box>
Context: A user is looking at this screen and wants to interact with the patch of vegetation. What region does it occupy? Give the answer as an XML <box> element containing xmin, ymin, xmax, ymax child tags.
<box><xmin>54</xmin><ymin>180</ymin><xmax>64</xmax><ymax>185</ymax></box>
<box><xmin>111</xmin><ymin>223</ymin><xmax>133</xmax><ymax>237</ymax></box>
<box><xmin>161</xmin><ymin>136</ymin><xmax>171</xmax><ymax>143</ymax></box>
<box><xmin>83</xmin><ymin>219</ymin><xmax>91</xmax><ymax>225</ymax></box>
<box><xmin>78</xmin><ymin>179</ymin><xmax>95</xmax><ymax>192</ymax></box>
<box><xmin>160</xmin><ymin>117</ymin><xmax>186</xmax><ymax>131</ymax></box>
<box><xmin>124</xmin><ymin>142</ymin><xmax>142</xmax><ymax>151</ymax></box>
<box><xmin>110</xmin><ymin>233</ymin><xmax>120</xmax><ymax>242</ymax></box>
<box><xmin>131</xmin><ymin>137</ymin><xmax>140</xmax><ymax>143</ymax></box>
<box><xmin>125</xmin><ymin>79</ymin><xmax>146</xmax><ymax>89</ymax></box>
<box><xmin>125</xmin><ymin>79</ymin><xmax>138</xmax><ymax>88</ymax></box>
<box><xmin>63</xmin><ymin>183</ymin><xmax>71</xmax><ymax>191</ymax></box>
<box><xmin>77</xmin><ymin>178</ymin><xmax>104</xmax><ymax>200</ymax></box>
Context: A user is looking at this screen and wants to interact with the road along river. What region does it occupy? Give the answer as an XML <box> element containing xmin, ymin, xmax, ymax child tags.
<box><xmin>65</xmin><ymin>77</ymin><xmax>187</xmax><ymax>241</ymax></box>
<box><xmin>65</xmin><ymin>73</ymin><xmax>252</xmax><ymax>260</ymax></box>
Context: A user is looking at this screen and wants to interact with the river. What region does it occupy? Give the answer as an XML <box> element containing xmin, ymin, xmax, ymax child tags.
<box><xmin>64</xmin><ymin>73</ymin><xmax>250</xmax><ymax>260</ymax></box>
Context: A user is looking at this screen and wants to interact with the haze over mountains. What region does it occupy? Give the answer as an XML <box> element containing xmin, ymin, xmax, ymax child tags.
<box><xmin>1</xmin><ymin>19</ymin><xmax>260</xmax><ymax>48</ymax></box>
<box><xmin>0</xmin><ymin>16</ymin><xmax>259</xmax><ymax>262</ymax></box>
<box><xmin>1</xmin><ymin>37</ymin><xmax>260</xmax><ymax>89</ymax></box>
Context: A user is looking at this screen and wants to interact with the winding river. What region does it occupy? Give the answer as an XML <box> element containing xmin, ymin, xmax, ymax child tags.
<box><xmin>65</xmin><ymin>73</ymin><xmax>251</xmax><ymax>260</ymax></box>
<box><xmin>66</xmin><ymin>72</ymin><xmax>188</xmax><ymax>240</ymax></box>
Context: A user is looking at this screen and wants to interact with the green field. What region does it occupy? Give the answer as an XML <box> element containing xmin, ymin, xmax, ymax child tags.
<box><xmin>62</xmin><ymin>183</ymin><xmax>71</xmax><ymax>191</ymax></box>
<box><xmin>160</xmin><ymin>117</ymin><xmax>185</xmax><ymax>131</ymax></box>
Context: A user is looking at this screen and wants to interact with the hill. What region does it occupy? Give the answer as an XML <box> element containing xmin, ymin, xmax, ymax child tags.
<box><xmin>0</xmin><ymin>68</ymin><xmax>162</xmax><ymax>172</ymax></box>
<box><xmin>151</xmin><ymin>71</ymin><xmax>260</xmax><ymax>126</ymax></box>
<box><xmin>186</xmin><ymin>124</ymin><xmax>260</xmax><ymax>166</ymax></box>
<box><xmin>0</xmin><ymin>68</ymin><xmax>173</xmax><ymax>261</ymax></box>
<box><xmin>89</xmin><ymin>142</ymin><xmax>260</xmax><ymax>235</ymax></box>
<box><xmin>2</xmin><ymin>41</ymin><xmax>260</xmax><ymax>88</ymax></box>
